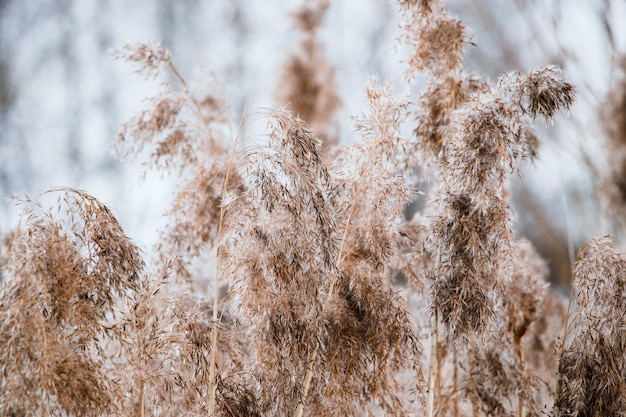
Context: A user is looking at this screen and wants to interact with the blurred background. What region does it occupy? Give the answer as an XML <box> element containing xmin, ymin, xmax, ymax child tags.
<box><xmin>1</xmin><ymin>0</ymin><xmax>625</xmax><ymax>287</ymax></box>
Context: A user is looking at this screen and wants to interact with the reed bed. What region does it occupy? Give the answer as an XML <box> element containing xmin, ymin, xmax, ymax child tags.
<box><xmin>2</xmin><ymin>1</ymin><xmax>624</xmax><ymax>416</ymax></box>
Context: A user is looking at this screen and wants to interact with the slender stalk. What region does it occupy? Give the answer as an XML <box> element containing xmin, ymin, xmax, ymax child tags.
<box><xmin>453</xmin><ymin>352</ymin><xmax>459</xmax><ymax>417</ymax></box>
<box><xmin>436</xmin><ymin>323</ymin><xmax>443</xmax><ymax>397</ymax></box>
<box><xmin>328</xmin><ymin>182</ymin><xmax>360</xmax><ymax>296</ymax></box>
<box><xmin>294</xmin><ymin>350</ymin><xmax>318</xmax><ymax>417</ymax></box>
<box><xmin>552</xmin><ymin>184</ymin><xmax>576</xmax><ymax>417</ymax></box>
<box><xmin>208</xmin><ymin>100</ymin><xmax>248</xmax><ymax>416</ymax></box>
<box><xmin>139</xmin><ymin>377</ymin><xmax>145</xmax><ymax>417</ymax></box>
<box><xmin>167</xmin><ymin>58</ymin><xmax>219</xmax><ymax>152</ymax></box>
<box><xmin>208</xmin><ymin>306</ymin><xmax>219</xmax><ymax>415</ymax></box>
<box><xmin>426</xmin><ymin>311</ymin><xmax>439</xmax><ymax>417</ymax></box>
<box><xmin>552</xmin><ymin>293</ymin><xmax>573</xmax><ymax>417</ymax></box>
<box><xmin>517</xmin><ymin>339</ymin><xmax>524</xmax><ymax>417</ymax></box>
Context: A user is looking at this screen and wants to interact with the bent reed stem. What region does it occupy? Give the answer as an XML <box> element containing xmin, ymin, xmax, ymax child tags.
<box><xmin>294</xmin><ymin>184</ymin><xmax>359</xmax><ymax>417</ymax></box>
<box><xmin>208</xmin><ymin>99</ymin><xmax>248</xmax><ymax>416</ymax></box>
<box><xmin>426</xmin><ymin>310</ymin><xmax>438</xmax><ymax>417</ymax></box>
<box><xmin>295</xmin><ymin>163</ymin><xmax>372</xmax><ymax>417</ymax></box>
<box><xmin>518</xmin><ymin>339</ymin><xmax>524</xmax><ymax>417</ymax></box>
<box><xmin>294</xmin><ymin>131</ymin><xmax>390</xmax><ymax>416</ymax></box>
<box><xmin>552</xmin><ymin>184</ymin><xmax>576</xmax><ymax>417</ymax></box>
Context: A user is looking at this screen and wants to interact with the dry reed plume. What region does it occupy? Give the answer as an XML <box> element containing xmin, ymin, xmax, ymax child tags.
<box><xmin>277</xmin><ymin>0</ymin><xmax>341</xmax><ymax>151</ymax></box>
<box><xmin>555</xmin><ymin>237</ymin><xmax>626</xmax><ymax>416</ymax></box>
<box><xmin>601</xmin><ymin>55</ymin><xmax>626</xmax><ymax>226</ymax></box>
<box><xmin>6</xmin><ymin>1</ymin><xmax>626</xmax><ymax>417</ymax></box>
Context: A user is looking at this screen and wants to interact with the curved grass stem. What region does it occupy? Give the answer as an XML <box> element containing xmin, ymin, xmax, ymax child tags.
<box><xmin>208</xmin><ymin>98</ymin><xmax>248</xmax><ymax>416</ymax></box>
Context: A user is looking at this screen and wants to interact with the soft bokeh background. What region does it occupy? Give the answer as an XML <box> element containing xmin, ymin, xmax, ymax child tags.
<box><xmin>1</xmin><ymin>0</ymin><xmax>625</xmax><ymax>285</ymax></box>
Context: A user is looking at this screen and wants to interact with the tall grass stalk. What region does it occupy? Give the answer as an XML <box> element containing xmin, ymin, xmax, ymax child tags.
<box><xmin>426</xmin><ymin>311</ymin><xmax>438</xmax><ymax>417</ymax></box>
<box><xmin>208</xmin><ymin>100</ymin><xmax>248</xmax><ymax>416</ymax></box>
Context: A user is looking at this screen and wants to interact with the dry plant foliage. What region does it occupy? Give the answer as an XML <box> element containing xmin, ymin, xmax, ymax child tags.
<box><xmin>601</xmin><ymin>55</ymin><xmax>626</xmax><ymax>224</ymax></box>
<box><xmin>115</xmin><ymin>42</ymin><xmax>237</xmax><ymax>288</ymax></box>
<box><xmin>399</xmin><ymin>0</ymin><xmax>482</xmax><ymax>164</ymax></box>
<box><xmin>276</xmin><ymin>0</ymin><xmax>341</xmax><ymax>151</ymax></box>
<box><xmin>0</xmin><ymin>189</ymin><xmax>142</xmax><ymax>415</ymax></box>
<box><xmin>223</xmin><ymin>92</ymin><xmax>421</xmax><ymax>415</ymax></box>
<box><xmin>428</xmin><ymin>66</ymin><xmax>575</xmax><ymax>341</ymax></box>
<box><xmin>5</xmin><ymin>0</ymin><xmax>626</xmax><ymax>417</ymax></box>
<box><xmin>556</xmin><ymin>237</ymin><xmax>626</xmax><ymax>416</ymax></box>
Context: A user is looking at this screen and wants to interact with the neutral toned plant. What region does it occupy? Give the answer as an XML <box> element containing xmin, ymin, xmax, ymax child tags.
<box><xmin>399</xmin><ymin>0</ymin><xmax>484</xmax><ymax>165</ymax></box>
<box><xmin>428</xmin><ymin>66</ymin><xmax>575</xmax><ymax>340</ymax></box>
<box><xmin>398</xmin><ymin>1</ymin><xmax>574</xmax><ymax>416</ymax></box>
<box><xmin>600</xmin><ymin>55</ymin><xmax>626</xmax><ymax>226</ymax></box>
<box><xmin>1</xmin><ymin>1</ymin><xmax>605</xmax><ymax>417</ymax></box>
<box><xmin>555</xmin><ymin>237</ymin><xmax>626</xmax><ymax>416</ymax></box>
<box><xmin>114</xmin><ymin>42</ymin><xmax>236</xmax><ymax>283</ymax></box>
<box><xmin>0</xmin><ymin>189</ymin><xmax>142</xmax><ymax>416</ymax></box>
<box><xmin>222</xmin><ymin>82</ymin><xmax>422</xmax><ymax>415</ymax></box>
<box><xmin>114</xmin><ymin>42</ymin><xmax>252</xmax><ymax>416</ymax></box>
<box><xmin>276</xmin><ymin>0</ymin><xmax>340</xmax><ymax>151</ymax></box>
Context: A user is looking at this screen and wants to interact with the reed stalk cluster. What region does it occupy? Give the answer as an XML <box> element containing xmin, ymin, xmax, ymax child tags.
<box><xmin>3</xmin><ymin>1</ymin><xmax>624</xmax><ymax>416</ymax></box>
